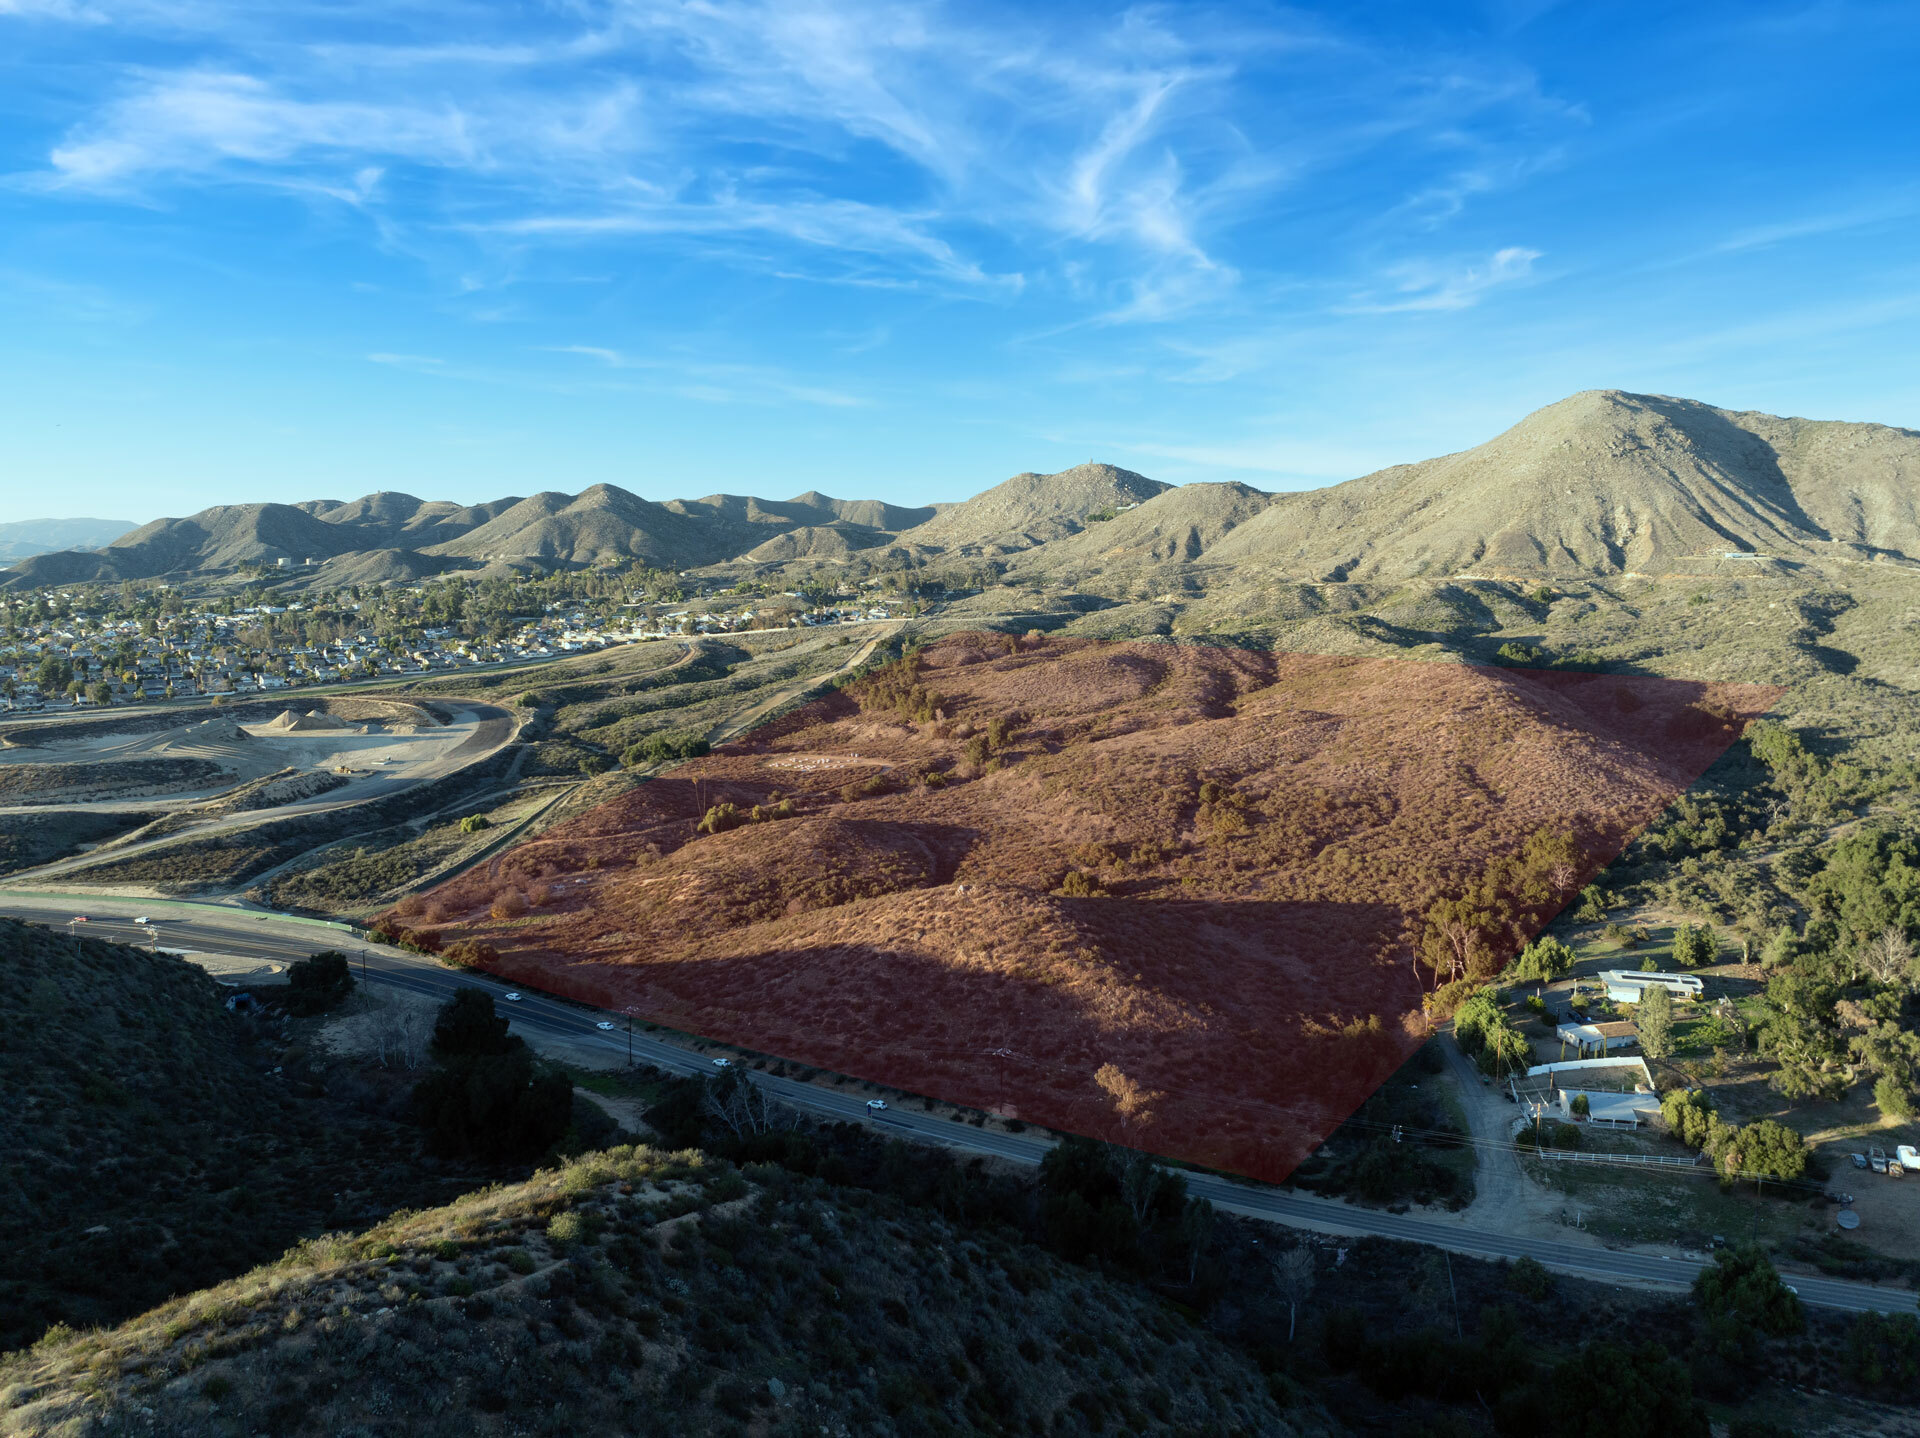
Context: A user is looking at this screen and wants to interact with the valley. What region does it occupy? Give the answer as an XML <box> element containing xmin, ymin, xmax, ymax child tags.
<box><xmin>6</xmin><ymin>388</ymin><xmax>1920</xmax><ymax>1435</ymax></box>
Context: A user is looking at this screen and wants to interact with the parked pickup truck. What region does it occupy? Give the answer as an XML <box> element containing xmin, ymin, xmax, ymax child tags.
<box><xmin>1869</xmin><ymin>1146</ymin><xmax>1890</xmax><ymax>1174</ymax></box>
<box><xmin>1891</xmin><ymin>1145</ymin><xmax>1920</xmax><ymax>1179</ymax></box>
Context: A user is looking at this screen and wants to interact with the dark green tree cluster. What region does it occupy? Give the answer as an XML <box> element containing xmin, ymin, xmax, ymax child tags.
<box><xmin>1746</xmin><ymin>720</ymin><xmax>1861</xmax><ymax>822</ymax></box>
<box><xmin>621</xmin><ymin>729</ymin><xmax>711</xmax><ymax>768</ymax></box>
<box><xmin>1322</xmin><ymin>1302</ymin><xmax>1709</xmax><ymax>1436</ymax></box>
<box><xmin>280</xmin><ymin>950</ymin><xmax>354</xmax><ymax>1016</ymax></box>
<box><xmin>852</xmin><ymin>653</ymin><xmax>949</xmax><ymax>723</ymax></box>
<box><xmin>412</xmin><ymin>988</ymin><xmax>573</xmax><ymax>1161</ymax></box>
<box><xmin>1453</xmin><ymin>989</ymin><xmax>1533</xmax><ymax>1076</ymax></box>
<box><xmin>1691</xmin><ymin>1245</ymin><xmax>1804</xmax><ymax>1368</ymax></box>
<box><xmin>1036</xmin><ymin>1138</ymin><xmax>1212</xmax><ymax>1283</ymax></box>
<box><xmin>1421</xmin><ymin>828</ymin><xmax>1589</xmax><ymax>995</ymax></box>
<box><xmin>1658</xmin><ymin>1089</ymin><xmax>1807</xmax><ymax>1184</ymax></box>
<box><xmin>1846</xmin><ymin>1310</ymin><xmax>1920</xmax><ymax>1397</ymax></box>
<box><xmin>1507</xmin><ymin>935</ymin><xmax>1576</xmax><ymax>988</ymax></box>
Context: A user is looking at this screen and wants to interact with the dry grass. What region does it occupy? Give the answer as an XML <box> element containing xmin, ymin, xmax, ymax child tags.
<box><xmin>402</xmin><ymin>635</ymin><xmax>1777</xmax><ymax>1181</ymax></box>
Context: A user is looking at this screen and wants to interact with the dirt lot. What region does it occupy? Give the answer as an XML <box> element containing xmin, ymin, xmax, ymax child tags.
<box><xmin>405</xmin><ymin>634</ymin><xmax>1779</xmax><ymax>1181</ymax></box>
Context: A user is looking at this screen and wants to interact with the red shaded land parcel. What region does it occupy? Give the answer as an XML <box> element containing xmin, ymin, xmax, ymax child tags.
<box><xmin>397</xmin><ymin>635</ymin><xmax>1781</xmax><ymax>1181</ymax></box>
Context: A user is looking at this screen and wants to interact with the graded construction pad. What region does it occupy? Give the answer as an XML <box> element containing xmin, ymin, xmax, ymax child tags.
<box><xmin>402</xmin><ymin>636</ymin><xmax>1781</xmax><ymax>1181</ymax></box>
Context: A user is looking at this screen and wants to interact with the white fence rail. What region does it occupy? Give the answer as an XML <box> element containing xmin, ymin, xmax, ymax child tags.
<box><xmin>1532</xmin><ymin>1149</ymin><xmax>1705</xmax><ymax>1168</ymax></box>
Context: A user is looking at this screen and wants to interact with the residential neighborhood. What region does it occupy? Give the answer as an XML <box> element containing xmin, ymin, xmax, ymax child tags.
<box><xmin>0</xmin><ymin>575</ymin><xmax>914</xmax><ymax>712</ymax></box>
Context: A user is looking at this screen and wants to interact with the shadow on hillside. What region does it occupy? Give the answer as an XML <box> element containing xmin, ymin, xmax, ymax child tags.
<box><xmin>514</xmin><ymin>895</ymin><xmax>1414</xmax><ymax>1185</ymax></box>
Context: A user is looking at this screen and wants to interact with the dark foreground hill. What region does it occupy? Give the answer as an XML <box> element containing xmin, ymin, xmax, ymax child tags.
<box><xmin>0</xmin><ymin>920</ymin><xmax>499</xmax><ymax>1351</ymax></box>
<box><xmin>0</xmin><ymin>1146</ymin><xmax>1313</xmax><ymax>1438</ymax></box>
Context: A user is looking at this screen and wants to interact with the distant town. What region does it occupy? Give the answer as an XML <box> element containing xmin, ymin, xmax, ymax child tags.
<box><xmin>0</xmin><ymin>571</ymin><xmax>922</xmax><ymax>711</ymax></box>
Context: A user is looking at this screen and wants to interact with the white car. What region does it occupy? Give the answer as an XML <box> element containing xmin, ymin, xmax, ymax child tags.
<box><xmin>711</xmin><ymin>1057</ymin><xmax>732</xmax><ymax>1068</ymax></box>
<box><xmin>502</xmin><ymin>992</ymin><xmax>522</xmax><ymax>1002</ymax></box>
<box><xmin>596</xmin><ymin>1020</ymin><xmax>616</xmax><ymax>1031</ymax></box>
<box><xmin>866</xmin><ymin>1099</ymin><xmax>888</xmax><ymax>1112</ymax></box>
<box><xmin>134</xmin><ymin>916</ymin><xmax>152</xmax><ymax>925</ymax></box>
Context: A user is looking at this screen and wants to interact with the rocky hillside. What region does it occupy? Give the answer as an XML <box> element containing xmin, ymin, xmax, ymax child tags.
<box><xmin>889</xmin><ymin>463</ymin><xmax>1171</xmax><ymax>557</ymax></box>
<box><xmin>0</xmin><ymin>1145</ymin><xmax>1311</xmax><ymax>1438</ymax></box>
<box><xmin>1009</xmin><ymin>480</ymin><xmax>1274</xmax><ymax>579</ymax></box>
<box><xmin>14</xmin><ymin>390</ymin><xmax>1920</xmax><ymax>591</ymax></box>
<box><xmin>0</xmin><ymin>486</ymin><xmax>944</xmax><ymax>590</ymax></box>
<box><xmin>1205</xmin><ymin>390</ymin><xmax>1920</xmax><ymax>581</ymax></box>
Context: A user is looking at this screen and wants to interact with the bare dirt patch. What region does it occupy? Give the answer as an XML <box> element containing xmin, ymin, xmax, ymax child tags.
<box><xmin>408</xmin><ymin>635</ymin><xmax>1779</xmax><ymax>1181</ymax></box>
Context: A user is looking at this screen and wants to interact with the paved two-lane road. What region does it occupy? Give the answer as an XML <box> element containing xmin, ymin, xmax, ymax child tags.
<box><xmin>4</xmin><ymin>894</ymin><xmax>1913</xmax><ymax>1317</ymax></box>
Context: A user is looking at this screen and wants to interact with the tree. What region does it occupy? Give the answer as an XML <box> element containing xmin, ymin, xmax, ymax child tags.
<box><xmin>1177</xmin><ymin>1196</ymin><xmax>1213</xmax><ymax>1287</ymax></box>
<box><xmin>1661</xmin><ymin>1088</ymin><xmax>1721</xmax><ymax>1151</ymax></box>
<box><xmin>1715</xmin><ymin>1118</ymin><xmax>1807</xmax><ymax>1184</ymax></box>
<box><xmin>1512</xmin><ymin>1341</ymin><xmax>1711</xmax><ymax>1437</ymax></box>
<box><xmin>1693</xmin><ymin>1245</ymin><xmax>1804</xmax><ymax>1368</ymax></box>
<box><xmin>1860</xmin><ymin>925</ymin><xmax>1917</xmax><ymax>990</ymax></box>
<box><xmin>1672</xmin><ymin>923</ymin><xmax>1716</xmax><ymax>968</ymax></box>
<box><xmin>1635</xmin><ymin>982</ymin><xmax>1675</xmax><ymax>1060</ymax></box>
<box><xmin>415</xmin><ymin>989</ymin><xmax>570</xmax><ymax>1160</ymax></box>
<box><xmin>284</xmin><ymin>949</ymin><xmax>354</xmax><ymax>1015</ymax></box>
<box><xmin>1874</xmin><ymin>1074</ymin><xmax>1915</xmax><ymax>1120</ymax></box>
<box><xmin>1272</xmin><ymin>1247</ymin><xmax>1316</xmax><ymax>1342</ymax></box>
<box><xmin>431</xmin><ymin>986</ymin><xmax>519</xmax><ymax>1058</ymax></box>
<box><xmin>1509</xmin><ymin>935</ymin><xmax>1575</xmax><ymax>989</ymax></box>
<box><xmin>1421</xmin><ymin>896</ymin><xmax>1508</xmax><ymax>985</ymax></box>
<box><xmin>702</xmin><ymin>1066</ymin><xmax>788</xmax><ymax>1139</ymax></box>
<box><xmin>1118</xmin><ymin>1150</ymin><xmax>1185</xmax><ymax>1226</ymax></box>
<box><xmin>413</xmin><ymin>1046</ymin><xmax>571</xmax><ymax>1160</ymax></box>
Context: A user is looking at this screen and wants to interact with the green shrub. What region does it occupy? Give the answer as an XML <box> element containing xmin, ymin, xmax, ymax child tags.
<box><xmin>698</xmin><ymin>802</ymin><xmax>744</xmax><ymax>836</ymax></box>
<box><xmin>503</xmin><ymin>1248</ymin><xmax>536</xmax><ymax>1276</ymax></box>
<box><xmin>1507</xmin><ymin>1255</ymin><xmax>1551</xmax><ymax>1299</ymax></box>
<box><xmin>459</xmin><ymin>814</ymin><xmax>492</xmax><ymax>833</ymax></box>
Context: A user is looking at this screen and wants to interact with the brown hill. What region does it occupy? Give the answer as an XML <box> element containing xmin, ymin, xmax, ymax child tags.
<box><xmin>1012</xmin><ymin>480</ymin><xmax>1274</xmax><ymax>577</ymax></box>
<box><xmin>739</xmin><ymin>522</ymin><xmax>890</xmax><ymax>564</ymax></box>
<box><xmin>405</xmin><ymin>634</ymin><xmax>1777</xmax><ymax>1182</ymax></box>
<box><xmin>421</xmin><ymin>485</ymin><xmax>725</xmax><ymax>568</ymax></box>
<box><xmin>0</xmin><ymin>482</ymin><xmax>950</xmax><ymax>588</ymax></box>
<box><xmin>888</xmin><ymin>463</ymin><xmax>1171</xmax><ymax>556</ymax></box>
<box><xmin>1206</xmin><ymin>390</ymin><xmax>1920</xmax><ymax>580</ymax></box>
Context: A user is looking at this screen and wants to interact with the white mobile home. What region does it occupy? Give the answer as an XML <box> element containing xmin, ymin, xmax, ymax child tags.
<box><xmin>1600</xmin><ymin>969</ymin><xmax>1704</xmax><ymax>1004</ymax></box>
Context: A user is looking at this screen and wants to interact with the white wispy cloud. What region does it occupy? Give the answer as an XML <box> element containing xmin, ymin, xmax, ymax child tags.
<box><xmin>541</xmin><ymin>342</ymin><xmax>871</xmax><ymax>407</ymax></box>
<box><xmin>13</xmin><ymin>1</ymin><xmax>1579</xmax><ymax>327</ymax></box>
<box><xmin>1343</xmin><ymin>246</ymin><xmax>1542</xmax><ymax>313</ymax></box>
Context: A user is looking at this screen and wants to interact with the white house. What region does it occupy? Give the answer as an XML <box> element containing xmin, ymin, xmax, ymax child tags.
<box><xmin>1554</xmin><ymin>1020</ymin><xmax>1638</xmax><ymax>1056</ymax></box>
<box><xmin>1600</xmin><ymin>969</ymin><xmax>1704</xmax><ymax>1004</ymax></box>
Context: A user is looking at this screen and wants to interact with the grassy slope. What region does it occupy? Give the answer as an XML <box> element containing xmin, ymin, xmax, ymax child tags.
<box><xmin>0</xmin><ymin>920</ymin><xmax>496</xmax><ymax>1351</ymax></box>
<box><xmin>0</xmin><ymin>1147</ymin><xmax>1316</xmax><ymax>1438</ymax></box>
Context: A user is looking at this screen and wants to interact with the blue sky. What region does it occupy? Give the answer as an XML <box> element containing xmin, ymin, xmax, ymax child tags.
<box><xmin>1</xmin><ymin>1</ymin><xmax>1917</xmax><ymax>525</ymax></box>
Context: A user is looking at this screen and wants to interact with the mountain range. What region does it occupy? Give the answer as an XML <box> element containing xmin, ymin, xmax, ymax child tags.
<box><xmin>0</xmin><ymin>518</ymin><xmax>137</xmax><ymax>565</ymax></box>
<box><xmin>7</xmin><ymin>391</ymin><xmax>1920</xmax><ymax>591</ymax></box>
